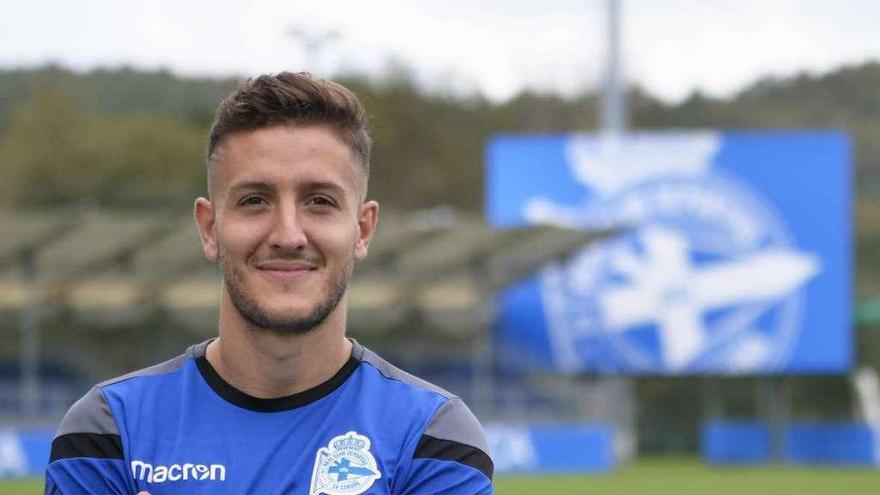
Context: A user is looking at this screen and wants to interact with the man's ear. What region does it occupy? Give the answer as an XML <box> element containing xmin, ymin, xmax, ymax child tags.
<box><xmin>354</xmin><ymin>200</ymin><xmax>379</xmax><ymax>262</ymax></box>
<box><xmin>194</xmin><ymin>197</ymin><xmax>219</xmax><ymax>262</ymax></box>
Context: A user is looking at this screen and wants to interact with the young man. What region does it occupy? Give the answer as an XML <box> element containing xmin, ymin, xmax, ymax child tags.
<box><xmin>45</xmin><ymin>72</ymin><xmax>493</xmax><ymax>494</ymax></box>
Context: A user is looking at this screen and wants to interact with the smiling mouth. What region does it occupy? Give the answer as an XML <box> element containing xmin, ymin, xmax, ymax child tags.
<box><xmin>255</xmin><ymin>261</ymin><xmax>318</xmax><ymax>280</ymax></box>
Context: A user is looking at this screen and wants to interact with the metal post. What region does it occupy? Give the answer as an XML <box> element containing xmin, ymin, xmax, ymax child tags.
<box><xmin>758</xmin><ymin>377</ymin><xmax>789</xmax><ymax>462</ymax></box>
<box><xmin>470</xmin><ymin>324</ymin><xmax>494</xmax><ymax>419</ymax></box>
<box><xmin>601</xmin><ymin>0</ymin><xmax>627</xmax><ymax>135</ymax></box>
<box><xmin>703</xmin><ymin>377</ymin><xmax>724</xmax><ymax>420</ymax></box>
<box><xmin>20</xmin><ymin>250</ymin><xmax>40</xmax><ymax>418</ymax></box>
<box><xmin>472</xmin><ymin>258</ymin><xmax>496</xmax><ymax>420</ymax></box>
<box><xmin>600</xmin><ymin>0</ymin><xmax>635</xmax><ymax>462</ymax></box>
<box><xmin>286</xmin><ymin>28</ymin><xmax>340</xmax><ymax>75</ymax></box>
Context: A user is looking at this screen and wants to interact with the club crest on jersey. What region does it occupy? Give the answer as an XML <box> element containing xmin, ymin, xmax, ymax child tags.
<box><xmin>310</xmin><ymin>431</ymin><xmax>381</xmax><ymax>495</ymax></box>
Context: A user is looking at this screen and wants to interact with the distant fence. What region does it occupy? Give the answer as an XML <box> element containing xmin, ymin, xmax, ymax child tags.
<box><xmin>0</xmin><ymin>382</ymin><xmax>82</xmax><ymax>422</ymax></box>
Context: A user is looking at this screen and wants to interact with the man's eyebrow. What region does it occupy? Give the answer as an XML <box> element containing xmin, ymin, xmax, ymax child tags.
<box><xmin>301</xmin><ymin>181</ymin><xmax>347</xmax><ymax>196</ymax></box>
<box><xmin>228</xmin><ymin>181</ymin><xmax>275</xmax><ymax>195</ymax></box>
<box><xmin>227</xmin><ymin>180</ymin><xmax>349</xmax><ymax>198</ymax></box>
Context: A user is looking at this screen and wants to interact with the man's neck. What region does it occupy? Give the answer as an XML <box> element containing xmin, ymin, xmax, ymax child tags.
<box><xmin>206</xmin><ymin>298</ymin><xmax>353</xmax><ymax>399</ymax></box>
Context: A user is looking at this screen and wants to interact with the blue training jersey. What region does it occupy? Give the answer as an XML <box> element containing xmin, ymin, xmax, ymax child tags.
<box><xmin>45</xmin><ymin>340</ymin><xmax>493</xmax><ymax>494</ymax></box>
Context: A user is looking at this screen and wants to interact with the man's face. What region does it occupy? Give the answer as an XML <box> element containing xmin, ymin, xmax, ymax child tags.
<box><xmin>194</xmin><ymin>125</ymin><xmax>378</xmax><ymax>334</ymax></box>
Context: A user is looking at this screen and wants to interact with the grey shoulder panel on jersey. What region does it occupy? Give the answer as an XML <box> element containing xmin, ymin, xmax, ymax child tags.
<box><xmin>416</xmin><ymin>397</ymin><xmax>494</xmax><ymax>479</ymax></box>
<box><xmin>56</xmin><ymin>346</ymin><xmax>193</xmax><ymax>437</ymax></box>
<box><xmin>52</xmin><ymin>386</ymin><xmax>125</xmax><ymax>462</ymax></box>
<box><xmin>56</xmin><ymin>386</ymin><xmax>118</xmax><ymax>437</ymax></box>
<box><xmin>423</xmin><ymin>396</ymin><xmax>490</xmax><ymax>455</ymax></box>
<box><xmin>353</xmin><ymin>341</ymin><xmax>491</xmax><ymax>462</ymax></box>
<box><xmin>354</xmin><ymin>341</ymin><xmax>455</xmax><ymax>399</ymax></box>
<box><xmin>57</xmin><ymin>349</ymin><xmax>189</xmax><ymax>437</ymax></box>
<box><xmin>52</xmin><ymin>347</ymin><xmax>193</xmax><ymax>462</ymax></box>
<box><xmin>97</xmin><ymin>349</ymin><xmax>189</xmax><ymax>388</ymax></box>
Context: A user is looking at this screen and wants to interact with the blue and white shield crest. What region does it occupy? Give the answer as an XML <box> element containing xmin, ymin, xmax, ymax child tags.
<box><xmin>488</xmin><ymin>131</ymin><xmax>851</xmax><ymax>374</ymax></box>
<box><xmin>310</xmin><ymin>431</ymin><xmax>381</xmax><ymax>495</ymax></box>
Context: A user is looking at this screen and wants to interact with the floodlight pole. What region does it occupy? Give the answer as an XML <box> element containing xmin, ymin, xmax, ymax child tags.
<box><xmin>601</xmin><ymin>0</ymin><xmax>627</xmax><ymax>136</ymax></box>
<box><xmin>599</xmin><ymin>0</ymin><xmax>637</xmax><ymax>463</ymax></box>
<box><xmin>286</xmin><ymin>27</ymin><xmax>340</xmax><ymax>76</ymax></box>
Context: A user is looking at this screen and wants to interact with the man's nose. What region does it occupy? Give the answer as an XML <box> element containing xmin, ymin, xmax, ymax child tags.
<box><xmin>267</xmin><ymin>203</ymin><xmax>307</xmax><ymax>250</ymax></box>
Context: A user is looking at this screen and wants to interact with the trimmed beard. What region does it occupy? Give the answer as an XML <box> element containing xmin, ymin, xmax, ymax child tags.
<box><xmin>221</xmin><ymin>256</ymin><xmax>352</xmax><ymax>335</ymax></box>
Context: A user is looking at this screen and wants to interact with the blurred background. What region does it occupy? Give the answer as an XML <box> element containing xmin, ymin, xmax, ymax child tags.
<box><xmin>2</xmin><ymin>0</ymin><xmax>880</xmax><ymax>492</ymax></box>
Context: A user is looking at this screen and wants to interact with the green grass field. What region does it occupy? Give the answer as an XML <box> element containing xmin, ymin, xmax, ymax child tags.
<box><xmin>12</xmin><ymin>458</ymin><xmax>880</xmax><ymax>494</ymax></box>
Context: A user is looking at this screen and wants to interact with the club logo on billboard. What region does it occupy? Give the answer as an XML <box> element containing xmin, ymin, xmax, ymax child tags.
<box><xmin>526</xmin><ymin>134</ymin><xmax>820</xmax><ymax>373</ymax></box>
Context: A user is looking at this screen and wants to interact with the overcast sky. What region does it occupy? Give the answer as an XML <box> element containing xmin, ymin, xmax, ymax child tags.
<box><xmin>2</xmin><ymin>0</ymin><xmax>879</xmax><ymax>102</ymax></box>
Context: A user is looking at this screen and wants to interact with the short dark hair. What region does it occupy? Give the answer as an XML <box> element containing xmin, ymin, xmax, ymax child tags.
<box><xmin>207</xmin><ymin>72</ymin><xmax>371</xmax><ymax>177</ymax></box>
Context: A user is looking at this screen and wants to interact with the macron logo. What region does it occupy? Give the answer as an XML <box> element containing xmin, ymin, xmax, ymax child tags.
<box><xmin>131</xmin><ymin>460</ymin><xmax>226</xmax><ymax>484</ymax></box>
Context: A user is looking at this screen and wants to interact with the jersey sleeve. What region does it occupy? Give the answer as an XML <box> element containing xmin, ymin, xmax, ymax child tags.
<box><xmin>398</xmin><ymin>397</ymin><xmax>494</xmax><ymax>495</ymax></box>
<box><xmin>44</xmin><ymin>386</ymin><xmax>133</xmax><ymax>495</ymax></box>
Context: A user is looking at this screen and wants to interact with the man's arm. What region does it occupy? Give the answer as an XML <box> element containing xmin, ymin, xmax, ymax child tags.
<box><xmin>397</xmin><ymin>397</ymin><xmax>494</xmax><ymax>495</ymax></box>
<box><xmin>44</xmin><ymin>387</ymin><xmax>133</xmax><ymax>494</ymax></box>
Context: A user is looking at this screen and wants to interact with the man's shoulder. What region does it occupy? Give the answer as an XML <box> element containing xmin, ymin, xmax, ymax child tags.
<box><xmin>353</xmin><ymin>343</ymin><xmax>491</xmax><ymax>473</ymax></box>
<box><xmin>48</xmin><ymin>348</ymin><xmax>193</xmax><ymax>467</ymax></box>
<box><xmin>58</xmin><ymin>343</ymin><xmax>203</xmax><ymax>435</ymax></box>
<box><xmin>50</xmin><ymin>385</ymin><xmax>124</xmax><ymax>465</ymax></box>
<box><xmin>56</xmin><ymin>386</ymin><xmax>118</xmax><ymax>438</ymax></box>
<box><xmin>354</xmin><ymin>343</ymin><xmax>456</xmax><ymax>400</ymax></box>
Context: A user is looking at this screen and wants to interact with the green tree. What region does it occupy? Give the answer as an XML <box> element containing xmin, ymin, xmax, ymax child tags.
<box><xmin>1</xmin><ymin>86</ymin><xmax>206</xmax><ymax>208</ymax></box>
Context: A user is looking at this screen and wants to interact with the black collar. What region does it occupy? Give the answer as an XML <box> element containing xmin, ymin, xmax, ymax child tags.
<box><xmin>191</xmin><ymin>339</ymin><xmax>362</xmax><ymax>413</ymax></box>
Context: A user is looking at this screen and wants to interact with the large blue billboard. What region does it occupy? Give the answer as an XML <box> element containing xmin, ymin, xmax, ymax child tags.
<box><xmin>487</xmin><ymin>131</ymin><xmax>851</xmax><ymax>374</ymax></box>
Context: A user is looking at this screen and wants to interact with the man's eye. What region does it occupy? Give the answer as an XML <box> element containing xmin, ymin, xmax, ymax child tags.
<box><xmin>308</xmin><ymin>196</ymin><xmax>335</xmax><ymax>207</ymax></box>
<box><xmin>241</xmin><ymin>196</ymin><xmax>265</xmax><ymax>206</ymax></box>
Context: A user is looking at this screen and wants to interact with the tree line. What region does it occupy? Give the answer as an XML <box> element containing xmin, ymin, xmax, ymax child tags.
<box><xmin>3</xmin><ymin>62</ymin><xmax>880</xmax><ymax>212</ymax></box>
